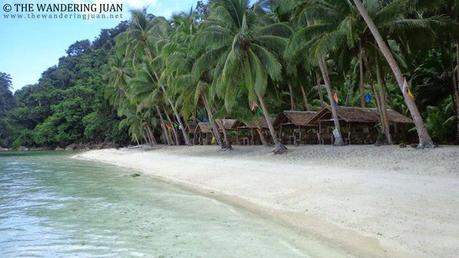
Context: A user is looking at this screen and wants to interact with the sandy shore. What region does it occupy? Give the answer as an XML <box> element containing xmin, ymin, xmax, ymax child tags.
<box><xmin>74</xmin><ymin>145</ymin><xmax>459</xmax><ymax>258</ymax></box>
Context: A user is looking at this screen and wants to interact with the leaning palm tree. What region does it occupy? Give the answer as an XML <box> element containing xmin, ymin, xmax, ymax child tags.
<box><xmin>128</xmin><ymin>66</ymin><xmax>173</xmax><ymax>145</ymax></box>
<box><xmin>117</xmin><ymin>103</ymin><xmax>151</xmax><ymax>146</ymax></box>
<box><xmin>285</xmin><ymin>0</ymin><xmax>445</xmax><ymax>145</ymax></box>
<box><xmin>162</xmin><ymin>11</ymin><xmax>230</xmax><ymax>149</ymax></box>
<box><xmin>352</xmin><ymin>0</ymin><xmax>434</xmax><ymax>148</ymax></box>
<box><xmin>121</xmin><ymin>10</ymin><xmax>192</xmax><ymax>145</ymax></box>
<box><xmin>162</xmin><ymin>12</ymin><xmax>234</xmax><ymax>150</ymax></box>
<box><xmin>285</xmin><ymin>0</ymin><xmax>345</xmax><ymax>145</ymax></box>
<box><xmin>195</xmin><ymin>0</ymin><xmax>291</xmax><ymax>154</ymax></box>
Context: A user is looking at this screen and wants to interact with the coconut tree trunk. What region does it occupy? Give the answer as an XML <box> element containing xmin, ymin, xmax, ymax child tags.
<box><xmin>315</xmin><ymin>73</ymin><xmax>325</xmax><ymax>106</ymax></box>
<box><xmin>300</xmin><ymin>85</ymin><xmax>309</xmax><ymax>111</ymax></box>
<box><xmin>142</xmin><ymin>128</ymin><xmax>148</xmax><ymax>145</ymax></box>
<box><xmin>288</xmin><ymin>83</ymin><xmax>296</xmax><ymax>110</ymax></box>
<box><xmin>146</xmin><ymin>126</ymin><xmax>157</xmax><ymax>145</ymax></box>
<box><xmin>376</xmin><ymin>59</ymin><xmax>393</xmax><ymax>144</ymax></box>
<box><xmin>149</xmin><ymin>126</ymin><xmax>157</xmax><ymax>145</ymax></box>
<box><xmin>359</xmin><ymin>42</ymin><xmax>366</xmax><ymax>107</ymax></box>
<box><xmin>256</xmin><ymin>93</ymin><xmax>287</xmax><ymax>154</ymax></box>
<box><xmin>318</xmin><ymin>58</ymin><xmax>344</xmax><ymax>146</ymax></box>
<box><xmin>142</xmin><ymin>133</ymin><xmax>149</xmax><ymax>145</ymax></box>
<box><xmin>455</xmin><ymin>43</ymin><xmax>459</xmax><ymax>144</ymax></box>
<box><xmin>153</xmin><ymin>71</ymin><xmax>191</xmax><ymax>145</ymax></box>
<box><xmin>164</xmin><ymin>110</ymin><xmax>180</xmax><ymax>145</ymax></box>
<box><xmin>201</xmin><ymin>95</ymin><xmax>226</xmax><ymax>149</ymax></box>
<box><xmin>220</xmin><ymin>125</ymin><xmax>232</xmax><ymax>150</ymax></box>
<box><xmin>143</xmin><ymin>126</ymin><xmax>153</xmax><ymax>145</ymax></box>
<box><xmin>353</xmin><ymin>0</ymin><xmax>434</xmax><ymax>148</ymax></box>
<box><xmin>256</xmin><ymin>128</ymin><xmax>269</xmax><ymax>146</ymax></box>
<box><xmin>156</xmin><ymin>105</ymin><xmax>172</xmax><ymax>145</ymax></box>
<box><xmin>372</xmin><ymin>84</ymin><xmax>386</xmax><ymax>142</ymax></box>
<box><xmin>161</xmin><ymin>84</ymin><xmax>191</xmax><ymax>145</ymax></box>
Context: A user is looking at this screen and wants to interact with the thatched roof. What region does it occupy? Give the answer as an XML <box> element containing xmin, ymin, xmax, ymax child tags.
<box><xmin>309</xmin><ymin>106</ymin><xmax>413</xmax><ymax>124</ymax></box>
<box><xmin>186</xmin><ymin>121</ymin><xmax>197</xmax><ymax>132</ymax></box>
<box><xmin>240</xmin><ymin>114</ymin><xmax>286</xmax><ymax>129</ymax></box>
<box><xmin>215</xmin><ymin>119</ymin><xmax>241</xmax><ymax>130</ymax></box>
<box><xmin>282</xmin><ymin>111</ymin><xmax>318</xmax><ymax>126</ymax></box>
<box><xmin>386</xmin><ymin>110</ymin><xmax>413</xmax><ymax>124</ymax></box>
<box><xmin>196</xmin><ymin>122</ymin><xmax>212</xmax><ymax>133</ymax></box>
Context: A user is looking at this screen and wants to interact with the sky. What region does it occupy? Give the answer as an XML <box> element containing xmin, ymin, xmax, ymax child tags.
<box><xmin>0</xmin><ymin>0</ymin><xmax>199</xmax><ymax>91</ymax></box>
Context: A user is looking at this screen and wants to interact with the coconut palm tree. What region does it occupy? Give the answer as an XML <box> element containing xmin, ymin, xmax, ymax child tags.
<box><xmin>286</xmin><ymin>0</ymin><xmax>448</xmax><ymax>145</ymax></box>
<box><xmin>285</xmin><ymin>0</ymin><xmax>345</xmax><ymax>145</ymax></box>
<box><xmin>122</xmin><ymin>10</ymin><xmax>192</xmax><ymax>145</ymax></box>
<box><xmin>195</xmin><ymin>0</ymin><xmax>291</xmax><ymax>154</ymax></box>
<box><xmin>163</xmin><ymin>11</ymin><xmax>230</xmax><ymax>149</ymax></box>
<box><xmin>118</xmin><ymin>106</ymin><xmax>156</xmax><ymax>145</ymax></box>
<box><xmin>128</xmin><ymin>63</ymin><xmax>174</xmax><ymax>145</ymax></box>
<box><xmin>106</xmin><ymin>53</ymin><xmax>131</xmax><ymax>109</ymax></box>
<box><xmin>352</xmin><ymin>0</ymin><xmax>434</xmax><ymax>148</ymax></box>
<box><xmin>423</xmin><ymin>0</ymin><xmax>459</xmax><ymax>143</ymax></box>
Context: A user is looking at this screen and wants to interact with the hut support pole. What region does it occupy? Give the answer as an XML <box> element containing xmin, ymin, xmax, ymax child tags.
<box><xmin>348</xmin><ymin>123</ymin><xmax>351</xmax><ymax>145</ymax></box>
<box><xmin>318</xmin><ymin>121</ymin><xmax>322</xmax><ymax>145</ymax></box>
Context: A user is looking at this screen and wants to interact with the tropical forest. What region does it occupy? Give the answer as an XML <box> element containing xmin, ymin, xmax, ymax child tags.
<box><xmin>1</xmin><ymin>0</ymin><xmax>459</xmax><ymax>153</ymax></box>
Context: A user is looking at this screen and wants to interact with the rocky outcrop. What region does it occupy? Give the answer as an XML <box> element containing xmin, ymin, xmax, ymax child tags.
<box><xmin>18</xmin><ymin>146</ymin><xmax>29</xmax><ymax>151</ymax></box>
<box><xmin>65</xmin><ymin>144</ymin><xmax>77</xmax><ymax>151</ymax></box>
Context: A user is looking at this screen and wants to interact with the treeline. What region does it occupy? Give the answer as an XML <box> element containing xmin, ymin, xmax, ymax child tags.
<box><xmin>1</xmin><ymin>0</ymin><xmax>458</xmax><ymax>151</ymax></box>
<box><xmin>0</xmin><ymin>22</ymin><xmax>131</xmax><ymax>148</ymax></box>
<box><xmin>105</xmin><ymin>0</ymin><xmax>459</xmax><ymax>153</ymax></box>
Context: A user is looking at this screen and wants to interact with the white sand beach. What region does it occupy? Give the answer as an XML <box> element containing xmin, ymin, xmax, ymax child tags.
<box><xmin>75</xmin><ymin>145</ymin><xmax>459</xmax><ymax>258</ymax></box>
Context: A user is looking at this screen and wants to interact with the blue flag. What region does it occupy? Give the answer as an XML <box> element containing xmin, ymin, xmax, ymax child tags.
<box><xmin>364</xmin><ymin>93</ymin><xmax>372</xmax><ymax>103</ymax></box>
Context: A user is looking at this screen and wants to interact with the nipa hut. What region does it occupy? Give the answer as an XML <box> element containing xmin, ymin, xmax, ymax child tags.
<box><xmin>279</xmin><ymin>111</ymin><xmax>318</xmax><ymax>145</ymax></box>
<box><xmin>185</xmin><ymin>121</ymin><xmax>198</xmax><ymax>144</ymax></box>
<box><xmin>215</xmin><ymin>119</ymin><xmax>243</xmax><ymax>145</ymax></box>
<box><xmin>237</xmin><ymin>115</ymin><xmax>285</xmax><ymax>145</ymax></box>
<box><xmin>194</xmin><ymin>122</ymin><xmax>213</xmax><ymax>145</ymax></box>
<box><xmin>308</xmin><ymin>106</ymin><xmax>413</xmax><ymax>144</ymax></box>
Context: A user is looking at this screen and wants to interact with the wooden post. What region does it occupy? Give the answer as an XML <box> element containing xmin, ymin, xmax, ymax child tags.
<box><xmin>318</xmin><ymin>120</ymin><xmax>322</xmax><ymax>145</ymax></box>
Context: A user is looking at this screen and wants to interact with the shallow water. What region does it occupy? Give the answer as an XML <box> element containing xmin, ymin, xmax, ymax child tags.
<box><xmin>0</xmin><ymin>152</ymin><xmax>321</xmax><ymax>258</ymax></box>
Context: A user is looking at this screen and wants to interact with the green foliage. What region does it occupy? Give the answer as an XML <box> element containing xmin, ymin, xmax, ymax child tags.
<box><xmin>425</xmin><ymin>97</ymin><xmax>456</xmax><ymax>142</ymax></box>
<box><xmin>3</xmin><ymin>0</ymin><xmax>459</xmax><ymax>147</ymax></box>
<box><xmin>1</xmin><ymin>22</ymin><xmax>130</xmax><ymax>148</ymax></box>
<box><xmin>0</xmin><ymin>73</ymin><xmax>15</xmax><ymax>147</ymax></box>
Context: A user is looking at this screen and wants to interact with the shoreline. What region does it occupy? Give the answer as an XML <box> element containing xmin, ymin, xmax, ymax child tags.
<box><xmin>74</xmin><ymin>145</ymin><xmax>459</xmax><ymax>258</ymax></box>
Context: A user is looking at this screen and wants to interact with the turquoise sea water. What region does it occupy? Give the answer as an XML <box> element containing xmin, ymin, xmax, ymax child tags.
<box><xmin>0</xmin><ymin>152</ymin><xmax>317</xmax><ymax>258</ymax></box>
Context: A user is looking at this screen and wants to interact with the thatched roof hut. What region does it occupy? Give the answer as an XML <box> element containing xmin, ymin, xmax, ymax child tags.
<box><xmin>196</xmin><ymin>122</ymin><xmax>212</xmax><ymax>134</ymax></box>
<box><xmin>215</xmin><ymin>119</ymin><xmax>242</xmax><ymax>131</ymax></box>
<box><xmin>308</xmin><ymin>106</ymin><xmax>413</xmax><ymax>144</ymax></box>
<box><xmin>309</xmin><ymin>106</ymin><xmax>413</xmax><ymax>124</ymax></box>
<box><xmin>282</xmin><ymin>111</ymin><xmax>318</xmax><ymax>126</ymax></box>
<box><xmin>239</xmin><ymin>114</ymin><xmax>286</xmax><ymax>129</ymax></box>
<box><xmin>186</xmin><ymin>121</ymin><xmax>198</xmax><ymax>134</ymax></box>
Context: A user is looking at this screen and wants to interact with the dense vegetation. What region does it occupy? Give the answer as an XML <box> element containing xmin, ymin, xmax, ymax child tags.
<box><xmin>0</xmin><ymin>22</ymin><xmax>131</xmax><ymax>148</ymax></box>
<box><xmin>1</xmin><ymin>0</ymin><xmax>458</xmax><ymax>151</ymax></box>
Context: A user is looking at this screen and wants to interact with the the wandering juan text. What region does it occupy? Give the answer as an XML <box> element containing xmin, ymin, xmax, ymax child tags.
<box><xmin>11</xmin><ymin>3</ymin><xmax>123</xmax><ymax>14</ymax></box>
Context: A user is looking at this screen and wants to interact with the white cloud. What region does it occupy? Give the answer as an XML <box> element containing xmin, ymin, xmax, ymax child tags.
<box><xmin>125</xmin><ymin>0</ymin><xmax>158</xmax><ymax>9</ymax></box>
